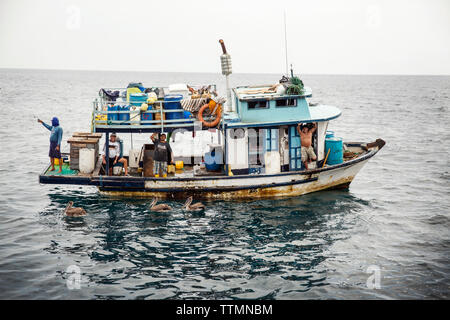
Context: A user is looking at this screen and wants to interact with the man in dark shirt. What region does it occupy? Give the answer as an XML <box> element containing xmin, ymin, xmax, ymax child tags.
<box><xmin>151</xmin><ymin>133</ymin><xmax>173</xmax><ymax>177</ymax></box>
<box><xmin>38</xmin><ymin>117</ymin><xmax>63</xmax><ymax>173</ymax></box>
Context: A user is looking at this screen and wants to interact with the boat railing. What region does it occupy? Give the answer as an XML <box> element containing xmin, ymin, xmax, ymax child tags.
<box><xmin>96</xmin><ymin>84</ymin><xmax>217</xmax><ymax>106</ymax></box>
<box><xmin>92</xmin><ymin>85</ymin><xmax>218</xmax><ymax>132</ymax></box>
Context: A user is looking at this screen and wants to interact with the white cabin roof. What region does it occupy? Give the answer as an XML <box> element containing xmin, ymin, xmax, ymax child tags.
<box><xmin>225</xmin><ymin>104</ymin><xmax>341</xmax><ymax>128</ymax></box>
<box><xmin>234</xmin><ymin>86</ymin><xmax>313</xmax><ymax>101</ymax></box>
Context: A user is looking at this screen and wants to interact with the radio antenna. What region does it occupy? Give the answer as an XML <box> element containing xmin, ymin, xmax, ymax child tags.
<box><xmin>284</xmin><ymin>10</ymin><xmax>289</xmax><ymax>76</ymax></box>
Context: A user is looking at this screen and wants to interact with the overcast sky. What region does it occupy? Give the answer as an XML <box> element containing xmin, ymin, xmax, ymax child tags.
<box><xmin>0</xmin><ymin>0</ymin><xmax>449</xmax><ymax>75</ymax></box>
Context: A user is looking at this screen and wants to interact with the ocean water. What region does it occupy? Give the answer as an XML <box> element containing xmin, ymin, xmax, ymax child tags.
<box><xmin>0</xmin><ymin>69</ymin><xmax>449</xmax><ymax>299</ymax></box>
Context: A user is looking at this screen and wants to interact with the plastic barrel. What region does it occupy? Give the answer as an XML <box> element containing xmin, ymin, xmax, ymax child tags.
<box><xmin>183</xmin><ymin>110</ymin><xmax>192</xmax><ymax>120</ymax></box>
<box><xmin>325</xmin><ymin>137</ymin><xmax>343</xmax><ymax>165</ymax></box>
<box><xmin>140</xmin><ymin>104</ymin><xmax>153</xmax><ymax>125</ymax></box>
<box><xmin>79</xmin><ymin>148</ymin><xmax>95</xmax><ymax>174</ymax></box>
<box><xmin>130</xmin><ymin>93</ymin><xmax>148</xmax><ymax>107</ymax></box>
<box><xmin>107</xmin><ymin>104</ymin><xmax>118</xmax><ymax>122</ymax></box>
<box><xmin>118</xmin><ymin>105</ymin><xmax>130</xmax><ymax>124</ymax></box>
<box><xmin>325</xmin><ymin>131</ymin><xmax>334</xmax><ymax>139</ymax></box>
<box><xmin>204</xmin><ymin>149</ymin><xmax>223</xmax><ymax>171</ymax></box>
<box><xmin>164</xmin><ymin>94</ymin><xmax>184</xmax><ymax>121</ymax></box>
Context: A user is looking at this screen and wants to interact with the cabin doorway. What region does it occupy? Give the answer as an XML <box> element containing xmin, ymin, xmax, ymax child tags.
<box><xmin>248</xmin><ymin>129</ymin><xmax>264</xmax><ymax>172</ymax></box>
<box><xmin>289</xmin><ymin>125</ymin><xmax>302</xmax><ymax>171</ymax></box>
<box><xmin>248</xmin><ymin>128</ymin><xmax>280</xmax><ymax>174</ymax></box>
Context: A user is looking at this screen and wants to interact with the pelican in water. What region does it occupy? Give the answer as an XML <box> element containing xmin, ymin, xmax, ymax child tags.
<box><xmin>183</xmin><ymin>196</ymin><xmax>205</xmax><ymax>211</ymax></box>
<box><xmin>149</xmin><ymin>198</ymin><xmax>172</xmax><ymax>212</ymax></box>
<box><xmin>64</xmin><ymin>201</ymin><xmax>87</xmax><ymax>217</ymax></box>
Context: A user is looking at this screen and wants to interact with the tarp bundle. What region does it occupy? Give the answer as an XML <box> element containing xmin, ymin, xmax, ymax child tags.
<box><xmin>99</xmin><ymin>89</ymin><xmax>120</xmax><ymax>102</ymax></box>
<box><xmin>180</xmin><ymin>97</ymin><xmax>227</xmax><ymax>113</ymax></box>
<box><xmin>180</xmin><ymin>97</ymin><xmax>209</xmax><ymax>113</ymax></box>
<box><xmin>127</xmin><ymin>82</ymin><xmax>145</xmax><ymax>92</ymax></box>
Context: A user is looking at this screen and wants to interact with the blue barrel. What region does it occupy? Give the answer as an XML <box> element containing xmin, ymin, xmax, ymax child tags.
<box><xmin>164</xmin><ymin>94</ymin><xmax>184</xmax><ymax>121</ymax></box>
<box><xmin>326</xmin><ymin>130</ymin><xmax>334</xmax><ymax>138</ymax></box>
<box><xmin>141</xmin><ymin>104</ymin><xmax>153</xmax><ymax>125</ymax></box>
<box><xmin>130</xmin><ymin>93</ymin><xmax>148</xmax><ymax>107</ymax></box>
<box><xmin>183</xmin><ymin>110</ymin><xmax>192</xmax><ymax>120</ymax></box>
<box><xmin>118</xmin><ymin>105</ymin><xmax>130</xmax><ymax>123</ymax></box>
<box><xmin>204</xmin><ymin>149</ymin><xmax>223</xmax><ymax>171</ymax></box>
<box><xmin>325</xmin><ymin>137</ymin><xmax>343</xmax><ymax>165</ymax></box>
<box><xmin>107</xmin><ymin>104</ymin><xmax>118</xmax><ymax>122</ymax></box>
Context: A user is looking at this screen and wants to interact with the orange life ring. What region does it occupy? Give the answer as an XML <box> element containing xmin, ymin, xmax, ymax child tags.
<box><xmin>198</xmin><ymin>100</ymin><xmax>222</xmax><ymax>127</ymax></box>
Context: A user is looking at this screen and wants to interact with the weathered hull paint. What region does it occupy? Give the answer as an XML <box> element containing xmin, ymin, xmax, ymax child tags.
<box><xmin>39</xmin><ymin>140</ymin><xmax>384</xmax><ymax>200</ymax></box>
<box><xmin>99</xmin><ymin>158</ymin><xmax>368</xmax><ymax>199</ymax></box>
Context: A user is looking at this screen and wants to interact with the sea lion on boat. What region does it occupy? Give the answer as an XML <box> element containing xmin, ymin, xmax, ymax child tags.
<box><xmin>64</xmin><ymin>201</ymin><xmax>86</xmax><ymax>217</ymax></box>
<box><xmin>149</xmin><ymin>198</ymin><xmax>172</xmax><ymax>212</ymax></box>
<box><xmin>183</xmin><ymin>196</ymin><xmax>205</xmax><ymax>211</ymax></box>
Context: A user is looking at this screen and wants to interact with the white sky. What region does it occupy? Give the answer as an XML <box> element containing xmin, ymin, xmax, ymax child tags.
<box><xmin>0</xmin><ymin>0</ymin><xmax>449</xmax><ymax>75</ymax></box>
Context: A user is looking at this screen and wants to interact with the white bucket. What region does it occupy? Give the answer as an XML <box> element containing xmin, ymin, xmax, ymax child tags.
<box><xmin>113</xmin><ymin>166</ymin><xmax>122</xmax><ymax>175</ymax></box>
<box><xmin>128</xmin><ymin>149</ymin><xmax>140</xmax><ymax>168</ymax></box>
<box><xmin>79</xmin><ymin>148</ymin><xmax>95</xmax><ymax>174</ymax></box>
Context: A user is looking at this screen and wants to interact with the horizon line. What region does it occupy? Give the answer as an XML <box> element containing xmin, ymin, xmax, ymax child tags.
<box><xmin>1</xmin><ymin>66</ymin><xmax>449</xmax><ymax>77</ymax></box>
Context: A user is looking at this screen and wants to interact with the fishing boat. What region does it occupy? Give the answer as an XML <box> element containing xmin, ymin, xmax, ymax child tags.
<box><xmin>39</xmin><ymin>40</ymin><xmax>385</xmax><ymax>199</ymax></box>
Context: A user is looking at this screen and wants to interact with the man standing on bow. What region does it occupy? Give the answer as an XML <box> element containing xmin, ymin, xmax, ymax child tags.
<box><xmin>38</xmin><ymin>117</ymin><xmax>63</xmax><ymax>173</ymax></box>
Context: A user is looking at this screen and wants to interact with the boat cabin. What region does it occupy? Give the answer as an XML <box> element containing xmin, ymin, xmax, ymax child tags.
<box><xmin>223</xmin><ymin>84</ymin><xmax>341</xmax><ymax>175</ymax></box>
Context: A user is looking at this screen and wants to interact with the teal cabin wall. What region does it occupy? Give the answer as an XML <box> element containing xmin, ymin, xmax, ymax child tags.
<box><xmin>237</xmin><ymin>98</ymin><xmax>311</xmax><ymax>123</ymax></box>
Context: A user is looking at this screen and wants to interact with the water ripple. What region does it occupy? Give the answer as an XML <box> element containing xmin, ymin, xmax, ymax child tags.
<box><xmin>0</xmin><ymin>71</ymin><xmax>449</xmax><ymax>299</ymax></box>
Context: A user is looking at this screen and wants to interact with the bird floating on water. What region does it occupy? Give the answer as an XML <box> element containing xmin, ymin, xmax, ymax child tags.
<box><xmin>149</xmin><ymin>198</ymin><xmax>172</xmax><ymax>212</ymax></box>
<box><xmin>183</xmin><ymin>196</ymin><xmax>205</xmax><ymax>211</ymax></box>
<box><xmin>64</xmin><ymin>201</ymin><xmax>86</xmax><ymax>217</ymax></box>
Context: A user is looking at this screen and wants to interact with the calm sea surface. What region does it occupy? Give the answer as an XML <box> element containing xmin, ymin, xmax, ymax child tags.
<box><xmin>0</xmin><ymin>69</ymin><xmax>449</xmax><ymax>299</ymax></box>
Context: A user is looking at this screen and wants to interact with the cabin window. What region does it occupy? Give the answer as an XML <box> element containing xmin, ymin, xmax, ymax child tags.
<box><xmin>275</xmin><ymin>99</ymin><xmax>297</xmax><ymax>107</ymax></box>
<box><xmin>247</xmin><ymin>100</ymin><xmax>268</xmax><ymax>109</ymax></box>
<box><xmin>264</xmin><ymin>128</ymin><xmax>279</xmax><ymax>151</ymax></box>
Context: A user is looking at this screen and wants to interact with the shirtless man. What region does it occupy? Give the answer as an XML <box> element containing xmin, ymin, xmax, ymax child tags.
<box><xmin>297</xmin><ymin>123</ymin><xmax>317</xmax><ymax>170</ymax></box>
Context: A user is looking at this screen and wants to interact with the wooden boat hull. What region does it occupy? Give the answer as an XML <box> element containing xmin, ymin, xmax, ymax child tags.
<box><xmin>39</xmin><ymin>141</ymin><xmax>384</xmax><ymax>200</ymax></box>
<box><xmin>98</xmin><ymin>147</ymin><xmax>379</xmax><ymax>199</ymax></box>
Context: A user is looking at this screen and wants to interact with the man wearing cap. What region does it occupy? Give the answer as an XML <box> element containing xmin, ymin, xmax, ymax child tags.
<box><xmin>151</xmin><ymin>133</ymin><xmax>173</xmax><ymax>178</ymax></box>
<box><xmin>102</xmin><ymin>133</ymin><xmax>128</xmax><ymax>176</ymax></box>
<box><xmin>38</xmin><ymin>117</ymin><xmax>63</xmax><ymax>173</ymax></box>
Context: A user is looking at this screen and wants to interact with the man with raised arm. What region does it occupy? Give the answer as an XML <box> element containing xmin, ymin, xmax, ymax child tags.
<box><xmin>38</xmin><ymin>117</ymin><xmax>63</xmax><ymax>173</ymax></box>
<box><xmin>297</xmin><ymin>123</ymin><xmax>317</xmax><ymax>170</ymax></box>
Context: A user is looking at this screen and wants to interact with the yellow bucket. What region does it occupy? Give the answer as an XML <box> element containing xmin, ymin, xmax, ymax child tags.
<box><xmin>168</xmin><ymin>164</ymin><xmax>176</xmax><ymax>174</ymax></box>
<box><xmin>175</xmin><ymin>161</ymin><xmax>184</xmax><ymax>170</ymax></box>
<box><xmin>95</xmin><ymin>114</ymin><xmax>107</xmax><ymax>122</ymax></box>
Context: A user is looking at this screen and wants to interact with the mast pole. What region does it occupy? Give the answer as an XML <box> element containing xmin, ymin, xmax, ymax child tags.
<box><xmin>219</xmin><ymin>39</ymin><xmax>232</xmax><ymax>113</ymax></box>
<box><xmin>284</xmin><ymin>11</ymin><xmax>289</xmax><ymax>76</ymax></box>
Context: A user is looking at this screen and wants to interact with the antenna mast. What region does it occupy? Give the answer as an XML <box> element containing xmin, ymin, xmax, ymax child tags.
<box><xmin>219</xmin><ymin>39</ymin><xmax>232</xmax><ymax>112</ymax></box>
<box><xmin>284</xmin><ymin>11</ymin><xmax>289</xmax><ymax>76</ymax></box>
